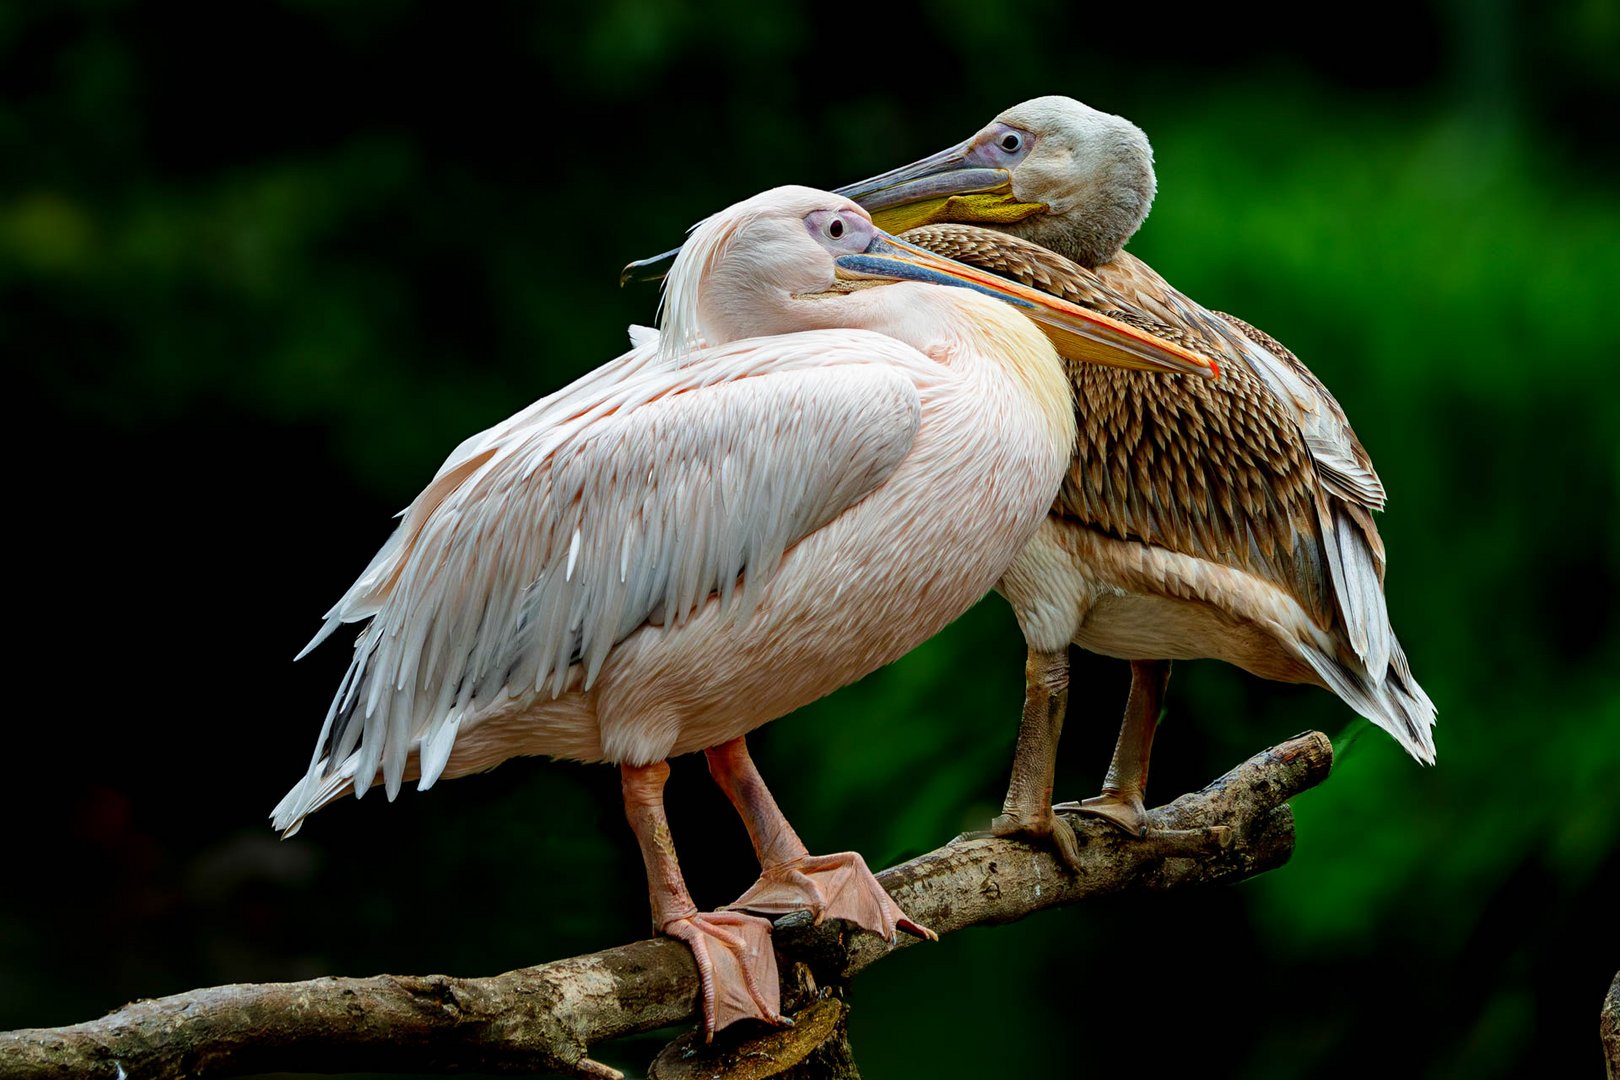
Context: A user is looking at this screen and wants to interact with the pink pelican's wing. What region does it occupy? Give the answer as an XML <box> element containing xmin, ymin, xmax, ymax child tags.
<box><xmin>272</xmin><ymin>330</ymin><xmax>928</xmax><ymax>832</ymax></box>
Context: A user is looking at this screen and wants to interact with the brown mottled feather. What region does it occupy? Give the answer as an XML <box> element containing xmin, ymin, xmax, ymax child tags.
<box><xmin>1212</xmin><ymin>309</ymin><xmax>1387</xmax><ymax>570</ymax></box>
<box><xmin>901</xmin><ymin>223</ymin><xmax>1340</xmax><ymax>629</ymax></box>
<box><xmin>1096</xmin><ymin>250</ymin><xmax>1386</xmax><ymax>511</ymax></box>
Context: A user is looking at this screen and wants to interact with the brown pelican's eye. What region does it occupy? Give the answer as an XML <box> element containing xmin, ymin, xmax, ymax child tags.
<box><xmin>828</xmin><ymin>218</ymin><xmax>844</xmax><ymax>239</ymax></box>
<box><xmin>1001</xmin><ymin>133</ymin><xmax>1022</xmax><ymax>152</ymax></box>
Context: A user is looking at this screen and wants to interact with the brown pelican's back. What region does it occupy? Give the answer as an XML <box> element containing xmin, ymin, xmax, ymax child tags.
<box><xmin>900</xmin><ymin>223</ymin><xmax>1435</xmax><ymax>763</ymax></box>
<box><xmin>902</xmin><ymin>224</ymin><xmax>1337</xmax><ymax>632</ymax></box>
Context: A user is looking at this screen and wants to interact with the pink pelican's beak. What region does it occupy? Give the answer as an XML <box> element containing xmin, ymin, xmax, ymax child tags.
<box><xmin>838</xmin><ymin>230</ymin><xmax>1219</xmax><ymax>379</ymax></box>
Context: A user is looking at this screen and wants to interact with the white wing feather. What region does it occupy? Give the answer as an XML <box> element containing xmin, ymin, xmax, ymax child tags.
<box><xmin>274</xmin><ymin>331</ymin><xmax>925</xmax><ymax>831</ymax></box>
<box><xmin>296</xmin><ymin>334</ymin><xmax>674</xmax><ymax>660</ymax></box>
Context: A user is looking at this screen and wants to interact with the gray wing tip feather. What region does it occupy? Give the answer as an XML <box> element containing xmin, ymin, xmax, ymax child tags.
<box><xmin>1302</xmin><ymin>640</ymin><xmax>1437</xmax><ymax>765</ymax></box>
<box><xmin>294</xmin><ymin>615</ymin><xmax>344</xmax><ymax>661</ymax></box>
<box><xmin>270</xmin><ymin>756</ymin><xmax>360</xmax><ymax>836</ymax></box>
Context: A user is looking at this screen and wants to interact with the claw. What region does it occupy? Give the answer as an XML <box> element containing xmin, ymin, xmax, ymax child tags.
<box><xmin>662</xmin><ymin>910</ymin><xmax>787</xmax><ymax>1040</ymax></box>
<box><xmin>987</xmin><ymin>808</ymin><xmax>1085</xmax><ymax>872</ymax></box>
<box><xmin>726</xmin><ymin>851</ymin><xmax>934</xmax><ymax>945</ymax></box>
<box><xmin>1055</xmin><ymin>791</ymin><xmax>1150</xmax><ymax>839</ymax></box>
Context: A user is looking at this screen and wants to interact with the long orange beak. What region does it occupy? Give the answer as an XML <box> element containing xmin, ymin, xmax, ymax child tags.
<box><xmin>838</xmin><ymin>231</ymin><xmax>1218</xmax><ymax>378</ymax></box>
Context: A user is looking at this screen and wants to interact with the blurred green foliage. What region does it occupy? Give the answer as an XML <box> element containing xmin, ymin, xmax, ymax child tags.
<box><xmin>2</xmin><ymin>2</ymin><xmax>1616</xmax><ymax>1078</ymax></box>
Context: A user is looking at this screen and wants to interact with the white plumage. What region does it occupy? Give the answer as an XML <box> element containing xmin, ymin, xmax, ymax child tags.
<box><xmin>272</xmin><ymin>184</ymin><xmax>1211</xmax><ymax>1036</ymax></box>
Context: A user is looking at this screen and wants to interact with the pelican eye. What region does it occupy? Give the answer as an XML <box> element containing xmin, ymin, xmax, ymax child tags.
<box><xmin>806</xmin><ymin>209</ymin><xmax>870</xmax><ymax>252</ymax></box>
<box><xmin>1001</xmin><ymin>133</ymin><xmax>1021</xmax><ymax>152</ymax></box>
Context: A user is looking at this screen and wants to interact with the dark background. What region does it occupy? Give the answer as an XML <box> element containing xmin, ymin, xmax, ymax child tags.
<box><xmin>3</xmin><ymin>1</ymin><xmax>1617</xmax><ymax>1076</ymax></box>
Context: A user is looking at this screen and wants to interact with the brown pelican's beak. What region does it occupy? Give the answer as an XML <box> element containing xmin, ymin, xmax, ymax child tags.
<box><xmin>620</xmin><ymin>141</ymin><xmax>1048</xmax><ymax>287</ymax></box>
<box><xmin>832</xmin><ymin>142</ymin><xmax>1047</xmax><ymax>235</ymax></box>
<box><xmin>621</xmin><ymin>245</ymin><xmax>682</xmax><ymax>286</ymax></box>
<box><xmin>839</xmin><ymin>231</ymin><xmax>1218</xmax><ymax>379</ymax></box>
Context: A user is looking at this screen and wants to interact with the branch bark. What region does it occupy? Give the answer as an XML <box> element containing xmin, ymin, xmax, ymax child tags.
<box><xmin>1603</xmin><ymin>970</ymin><xmax>1619</xmax><ymax>1080</ymax></box>
<box><xmin>0</xmin><ymin>731</ymin><xmax>1332</xmax><ymax>1080</ymax></box>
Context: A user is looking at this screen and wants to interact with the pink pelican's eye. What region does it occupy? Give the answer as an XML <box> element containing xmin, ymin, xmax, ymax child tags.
<box><xmin>805</xmin><ymin>209</ymin><xmax>872</xmax><ymax>252</ymax></box>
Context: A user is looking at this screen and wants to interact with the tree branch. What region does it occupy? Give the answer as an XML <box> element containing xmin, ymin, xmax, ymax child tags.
<box><xmin>1603</xmin><ymin>970</ymin><xmax>1619</xmax><ymax>1080</ymax></box>
<box><xmin>0</xmin><ymin>732</ymin><xmax>1332</xmax><ymax>1080</ymax></box>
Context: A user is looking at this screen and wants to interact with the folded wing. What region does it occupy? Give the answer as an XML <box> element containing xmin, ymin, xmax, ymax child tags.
<box><xmin>898</xmin><ymin>225</ymin><xmax>1432</xmax><ymax>759</ymax></box>
<box><xmin>277</xmin><ymin>334</ymin><xmax>925</xmax><ymax>829</ymax></box>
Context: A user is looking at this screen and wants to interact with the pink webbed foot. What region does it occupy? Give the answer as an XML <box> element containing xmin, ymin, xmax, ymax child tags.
<box><xmin>662</xmin><ymin>909</ymin><xmax>788</xmax><ymax>1040</ymax></box>
<box><xmin>726</xmin><ymin>851</ymin><xmax>937</xmax><ymax>944</ymax></box>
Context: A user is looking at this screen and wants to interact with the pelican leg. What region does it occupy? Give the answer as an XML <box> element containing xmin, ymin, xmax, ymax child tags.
<box><xmin>1055</xmin><ymin>658</ymin><xmax>1169</xmax><ymax>838</ymax></box>
<box><xmin>708</xmin><ymin>737</ymin><xmax>936</xmax><ymax>944</ymax></box>
<box><xmin>620</xmin><ymin>760</ymin><xmax>785</xmax><ymax>1040</ymax></box>
<box><xmin>987</xmin><ymin>647</ymin><xmax>1083</xmax><ymax>868</ymax></box>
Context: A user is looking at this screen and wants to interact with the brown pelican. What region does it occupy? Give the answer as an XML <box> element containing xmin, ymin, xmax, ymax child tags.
<box><xmin>838</xmin><ymin>97</ymin><xmax>1435</xmax><ymax>860</ymax></box>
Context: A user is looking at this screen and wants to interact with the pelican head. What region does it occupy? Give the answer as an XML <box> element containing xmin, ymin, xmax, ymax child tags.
<box><xmin>655</xmin><ymin>185</ymin><xmax>1214</xmax><ymax>378</ymax></box>
<box><xmin>658</xmin><ymin>186</ymin><xmax>872</xmax><ymax>356</ymax></box>
<box><xmin>837</xmin><ymin>97</ymin><xmax>1156</xmax><ymax>269</ymax></box>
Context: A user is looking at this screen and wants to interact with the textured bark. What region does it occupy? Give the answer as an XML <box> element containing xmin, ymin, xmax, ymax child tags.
<box><xmin>0</xmin><ymin>732</ymin><xmax>1331</xmax><ymax>1080</ymax></box>
<box><xmin>1603</xmin><ymin>970</ymin><xmax>1619</xmax><ymax>1080</ymax></box>
<box><xmin>649</xmin><ymin>998</ymin><xmax>859</xmax><ymax>1080</ymax></box>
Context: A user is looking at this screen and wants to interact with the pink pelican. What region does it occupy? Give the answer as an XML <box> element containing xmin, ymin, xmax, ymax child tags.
<box><xmin>829</xmin><ymin>97</ymin><xmax>1436</xmax><ymax>856</ymax></box>
<box><xmin>272</xmin><ymin>185</ymin><xmax>1217</xmax><ymax>1037</ymax></box>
